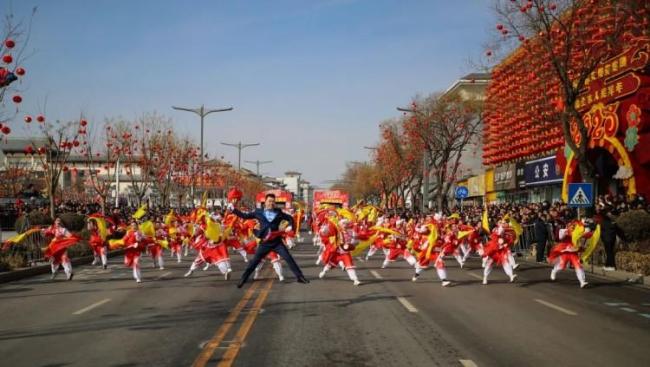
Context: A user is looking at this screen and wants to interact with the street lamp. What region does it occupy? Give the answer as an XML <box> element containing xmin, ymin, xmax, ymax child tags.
<box><xmin>221</xmin><ymin>141</ymin><xmax>260</xmax><ymax>170</ymax></box>
<box><xmin>171</xmin><ymin>104</ymin><xmax>233</xmax><ymax>173</ymax></box>
<box><xmin>244</xmin><ymin>159</ymin><xmax>272</xmax><ymax>176</ymax></box>
<box><xmin>397</xmin><ymin>106</ymin><xmax>429</xmax><ymax>213</ymax></box>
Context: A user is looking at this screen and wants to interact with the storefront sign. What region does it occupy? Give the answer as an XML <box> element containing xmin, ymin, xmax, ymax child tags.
<box><xmin>525</xmin><ymin>155</ymin><xmax>563</xmax><ymax>186</ymax></box>
<box><xmin>494</xmin><ymin>163</ymin><xmax>516</xmax><ymax>191</ymax></box>
<box><xmin>468</xmin><ymin>174</ymin><xmax>485</xmax><ymax>197</ymax></box>
<box><xmin>516</xmin><ymin>161</ymin><xmax>526</xmax><ymax>189</ymax></box>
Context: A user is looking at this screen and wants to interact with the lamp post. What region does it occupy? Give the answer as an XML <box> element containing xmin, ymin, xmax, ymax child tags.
<box><xmin>171</xmin><ymin>104</ymin><xmax>233</xmax><ymax>175</ymax></box>
<box><xmin>244</xmin><ymin>159</ymin><xmax>272</xmax><ymax>176</ymax></box>
<box><xmin>220</xmin><ymin>141</ymin><xmax>260</xmax><ymax>170</ymax></box>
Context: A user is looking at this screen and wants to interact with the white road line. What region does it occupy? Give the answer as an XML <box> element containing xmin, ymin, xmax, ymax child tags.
<box><xmin>397</xmin><ymin>297</ymin><xmax>418</xmax><ymax>313</ymax></box>
<box><xmin>640</xmin><ymin>314</ymin><xmax>650</xmax><ymax>319</ymax></box>
<box><xmin>468</xmin><ymin>273</ymin><xmax>483</xmax><ymax>280</ymax></box>
<box><xmin>370</xmin><ymin>270</ymin><xmax>383</xmax><ymax>279</ymax></box>
<box><xmin>534</xmin><ymin>299</ymin><xmax>577</xmax><ymax>316</ymax></box>
<box><xmin>73</xmin><ymin>298</ymin><xmax>111</xmax><ymax>315</ymax></box>
<box><xmin>620</xmin><ymin>307</ymin><xmax>637</xmax><ymax>313</ymax></box>
<box><xmin>604</xmin><ymin>302</ymin><xmax>629</xmax><ymax>307</ymax></box>
<box><xmin>156</xmin><ymin>271</ymin><xmax>172</xmax><ymax>280</ymax></box>
<box><xmin>459</xmin><ymin>359</ymin><xmax>478</xmax><ymax>367</ymax></box>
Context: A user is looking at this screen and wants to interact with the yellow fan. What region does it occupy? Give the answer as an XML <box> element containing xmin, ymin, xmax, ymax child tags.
<box><xmin>139</xmin><ymin>221</ymin><xmax>155</xmax><ymax>237</ymax></box>
<box><xmin>581</xmin><ymin>225</ymin><xmax>601</xmax><ymax>264</ymax></box>
<box><xmin>424</xmin><ymin>224</ymin><xmax>438</xmax><ymax>259</ymax></box>
<box><xmin>482</xmin><ymin>209</ymin><xmax>490</xmax><ymax>232</ymax></box>
<box><xmin>132</xmin><ymin>203</ymin><xmax>147</xmax><ymax>219</ymax></box>
<box><xmin>205</xmin><ymin>217</ymin><xmax>222</xmax><ymax>242</ymax></box>
<box><xmin>164</xmin><ymin>209</ymin><xmax>176</xmax><ymax>226</ymax></box>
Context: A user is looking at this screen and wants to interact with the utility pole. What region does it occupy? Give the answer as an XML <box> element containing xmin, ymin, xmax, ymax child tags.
<box><xmin>244</xmin><ymin>159</ymin><xmax>272</xmax><ymax>176</ymax></box>
<box><xmin>220</xmin><ymin>141</ymin><xmax>260</xmax><ymax>170</ymax></box>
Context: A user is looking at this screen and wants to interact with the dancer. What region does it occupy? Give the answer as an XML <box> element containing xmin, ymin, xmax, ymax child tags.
<box><xmin>230</xmin><ymin>192</ymin><xmax>309</xmax><ymax>288</ymax></box>
<box><xmin>42</xmin><ymin>217</ymin><xmax>79</xmax><ymax>280</ymax></box>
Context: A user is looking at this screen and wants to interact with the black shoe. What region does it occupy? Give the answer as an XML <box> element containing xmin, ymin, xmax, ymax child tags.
<box><xmin>67</xmin><ymin>273</ymin><xmax>74</xmax><ymax>281</ymax></box>
<box><xmin>103</xmin><ymin>264</ymin><xmax>108</xmax><ymax>270</ymax></box>
<box><xmin>297</xmin><ymin>276</ymin><xmax>310</xmax><ymax>284</ymax></box>
<box><xmin>237</xmin><ymin>279</ymin><xmax>246</xmax><ymax>288</ymax></box>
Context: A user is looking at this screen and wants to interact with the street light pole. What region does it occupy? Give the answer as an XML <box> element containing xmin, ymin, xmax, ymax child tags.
<box><xmin>397</xmin><ymin>106</ymin><xmax>429</xmax><ymax>213</ymax></box>
<box><xmin>244</xmin><ymin>159</ymin><xmax>272</xmax><ymax>176</ymax></box>
<box><xmin>221</xmin><ymin>142</ymin><xmax>260</xmax><ymax>170</ymax></box>
<box><xmin>171</xmin><ymin>104</ymin><xmax>233</xmax><ymax>176</ymax></box>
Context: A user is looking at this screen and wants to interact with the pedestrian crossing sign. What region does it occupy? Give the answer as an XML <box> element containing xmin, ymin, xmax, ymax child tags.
<box><xmin>567</xmin><ymin>183</ymin><xmax>593</xmax><ymax>207</ymax></box>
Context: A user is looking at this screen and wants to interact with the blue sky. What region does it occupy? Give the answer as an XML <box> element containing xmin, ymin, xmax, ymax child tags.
<box><xmin>5</xmin><ymin>0</ymin><xmax>493</xmax><ymax>186</ymax></box>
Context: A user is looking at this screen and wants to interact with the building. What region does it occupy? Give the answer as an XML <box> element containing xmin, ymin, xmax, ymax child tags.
<box><xmin>275</xmin><ymin>171</ymin><xmax>313</xmax><ymax>205</ymax></box>
<box><xmin>480</xmin><ymin>7</ymin><xmax>649</xmax><ymax>203</ymax></box>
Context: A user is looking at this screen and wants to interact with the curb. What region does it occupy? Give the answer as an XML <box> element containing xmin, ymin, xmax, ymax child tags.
<box><xmin>0</xmin><ymin>249</ymin><xmax>125</xmax><ymax>284</ymax></box>
<box><xmin>522</xmin><ymin>254</ymin><xmax>650</xmax><ymax>289</ymax></box>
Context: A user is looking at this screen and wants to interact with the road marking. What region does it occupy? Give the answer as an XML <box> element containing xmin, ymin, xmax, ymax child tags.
<box><xmin>468</xmin><ymin>273</ymin><xmax>483</xmax><ymax>280</ymax></box>
<box><xmin>620</xmin><ymin>307</ymin><xmax>637</xmax><ymax>313</ymax></box>
<box><xmin>459</xmin><ymin>359</ymin><xmax>478</xmax><ymax>367</ymax></box>
<box><xmin>73</xmin><ymin>298</ymin><xmax>111</xmax><ymax>315</ymax></box>
<box><xmin>534</xmin><ymin>299</ymin><xmax>577</xmax><ymax>316</ymax></box>
<box><xmin>156</xmin><ymin>271</ymin><xmax>172</xmax><ymax>280</ymax></box>
<box><xmin>642</xmin><ymin>303</ymin><xmax>650</xmax><ymax>307</ymax></box>
<box><xmin>192</xmin><ymin>281</ymin><xmax>261</xmax><ymax>367</ymax></box>
<box><xmin>604</xmin><ymin>302</ymin><xmax>629</xmax><ymax>307</ymax></box>
<box><xmin>217</xmin><ymin>279</ymin><xmax>274</xmax><ymax>367</ymax></box>
<box><xmin>640</xmin><ymin>313</ymin><xmax>650</xmax><ymax>319</ymax></box>
<box><xmin>397</xmin><ymin>297</ymin><xmax>418</xmax><ymax>313</ymax></box>
<box><xmin>370</xmin><ymin>270</ymin><xmax>383</xmax><ymax>279</ymax></box>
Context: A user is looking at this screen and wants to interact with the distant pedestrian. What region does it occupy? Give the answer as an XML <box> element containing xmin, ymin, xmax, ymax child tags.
<box><xmin>534</xmin><ymin>214</ymin><xmax>549</xmax><ymax>262</ymax></box>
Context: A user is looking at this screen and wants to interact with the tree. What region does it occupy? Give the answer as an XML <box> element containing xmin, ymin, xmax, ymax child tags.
<box><xmin>330</xmin><ymin>161</ymin><xmax>382</xmax><ymax>204</ymax></box>
<box><xmin>0</xmin><ymin>6</ymin><xmax>36</xmax><ymax>135</ymax></box>
<box><xmin>28</xmin><ymin>118</ymin><xmax>83</xmax><ymax>219</ymax></box>
<box><xmin>488</xmin><ymin>0</ymin><xmax>648</xmax><ymax>183</ymax></box>
<box><xmin>404</xmin><ymin>94</ymin><xmax>482</xmax><ymax>210</ymax></box>
<box><xmin>79</xmin><ymin>117</ymin><xmax>118</xmax><ymax>214</ymax></box>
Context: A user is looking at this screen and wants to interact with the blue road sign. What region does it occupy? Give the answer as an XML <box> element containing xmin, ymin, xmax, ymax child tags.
<box><xmin>567</xmin><ymin>183</ymin><xmax>593</xmax><ymax>207</ymax></box>
<box><xmin>455</xmin><ymin>186</ymin><xmax>469</xmax><ymax>199</ymax></box>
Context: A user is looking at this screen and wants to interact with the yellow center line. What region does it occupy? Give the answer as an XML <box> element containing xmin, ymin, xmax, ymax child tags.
<box><xmin>192</xmin><ymin>281</ymin><xmax>261</xmax><ymax>367</ymax></box>
<box><xmin>216</xmin><ymin>278</ymin><xmax>274</xmax><ymax>367</ymax></box>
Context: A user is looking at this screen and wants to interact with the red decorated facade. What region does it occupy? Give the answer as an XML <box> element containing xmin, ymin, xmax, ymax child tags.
<box><xmin>483</xmin><ymin>2</ymin><xmax>650</xmax><ymax>200</ymax></box>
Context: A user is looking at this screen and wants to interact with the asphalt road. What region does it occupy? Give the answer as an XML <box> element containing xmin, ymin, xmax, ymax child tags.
<box><xmin>0</xmin><ymin>237</ymin><xmax>649</xmax><ymax>367</ymax></box>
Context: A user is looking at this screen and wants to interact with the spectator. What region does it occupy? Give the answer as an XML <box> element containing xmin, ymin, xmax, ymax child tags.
<box><xmin>533</xmin><ymin>214</ymin><xmax>549</xmax><ymax>262</ymax></box>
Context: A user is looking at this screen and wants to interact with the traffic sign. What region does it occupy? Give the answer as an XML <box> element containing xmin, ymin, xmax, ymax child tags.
<box><xmin>567</xmin><ymin>183</ymin><xmax>593</xmax><ymax>207</ymax></box>
<box><xmin>455</xmin><ymin>186</ymin><xmax>469</xmax><ymax>199</ymax></box>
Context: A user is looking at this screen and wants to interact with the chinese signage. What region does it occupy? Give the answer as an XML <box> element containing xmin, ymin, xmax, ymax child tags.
<box><xmin>516</xmin><ymin>161</ymin><xmax>526</xmax><ymax>189</ymax></box>
<box><xmin>468</xmin><ymin>174</ymin><xmax>486</xmax><ymax>197</ymax></box>
<box><xmin>494</xmin><ymin>163</ymin><xmax>516</xmax><ymax>191</ymax></box>
<box><xmin>574</xmin><ymin>44</ymin><xmax>649</xmax><ymax>112</ymax></box>
<box><xmin>524</xmin><ymin>155</ymin><xmax>563</xmax><ymax>186</ymax></box>
<box><xmin>313</xmin><ymin>190</ymin><xmax>350</xmax><ymax>208</ymax></box>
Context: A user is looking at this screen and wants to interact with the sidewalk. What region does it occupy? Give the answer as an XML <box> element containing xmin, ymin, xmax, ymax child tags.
<box><xmin>522</xmin><ymin>253</ymin><xmax>650</xmax><ymax>288</ymax></box>
<box><xmin>1</xmin><ymin>230</ymin><xmax>124</xmax><ymax>283</ymax></box>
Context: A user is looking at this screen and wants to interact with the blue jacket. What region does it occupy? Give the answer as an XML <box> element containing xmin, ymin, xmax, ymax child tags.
<box><xmin>232</xmin><ymin>208</ymin><xmax>295</xmax><ymax>245</ymax></box>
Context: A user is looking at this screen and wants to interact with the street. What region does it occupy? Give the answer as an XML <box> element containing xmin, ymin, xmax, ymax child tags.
<box><xmin>0</xmin><ymin>238</ymin><xmax>649</xmax><ymax>367</ymax></box>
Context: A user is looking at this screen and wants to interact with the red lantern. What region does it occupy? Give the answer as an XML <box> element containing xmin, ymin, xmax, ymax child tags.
<box><xmin>4</xmin><ymin>39</ymin><xmax>15</xmax><ymax>48</ymax></box>
<box><xmin>2</xmin><ymin>54</ymin><xmax>12</xmax><ymax>64</ymax></box>
<box><xmin>63</xmin><ymin>166</ymin><xmax>69</xmax><ymax>172</ymax></box>
<box><xmin>24</xmin><ymin>115</ymin><xmax>32</xmax><ymax>123</ymax></box>
<box><xmin>80</xmin><ymin>119</ymin><xmax>88</xmax><ymax>127</ymax></box>
<box><xmin>15</xmin><ymin>67</ymin><xmax>25</xmax><ymax>76</ymax></box>
<box><xmin>12</xmin><ymin>95</ymin><xmax>21</xmax><ymax>103</ymax></box>
<box><xmin>36</xmin><ymin>115</ymin><xmax>45</xmax><ymax>123</ymax></box>
<box><xmin>1</xmin><ymin>126</ymin><xmax>10</xmax><ymax>135</ymax></box>
<box><xmin>73</xmin><ymin>140</ymin><xmax>80</xmax><ymax>147</ymax></box>
<box><xmin>38</xmin><ymin>147</ymin><xmax>46</xmax><ymax>154</ymax></box>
